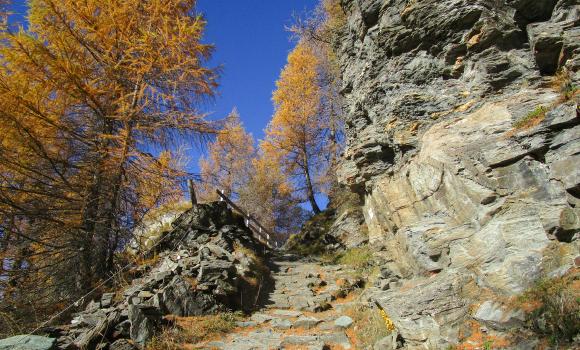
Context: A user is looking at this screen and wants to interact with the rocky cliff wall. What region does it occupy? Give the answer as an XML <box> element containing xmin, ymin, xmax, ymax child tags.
<box><xmin>335</xmin><ymin>0</ymin><xmax>579</xmax><ymax>348</ymax></box>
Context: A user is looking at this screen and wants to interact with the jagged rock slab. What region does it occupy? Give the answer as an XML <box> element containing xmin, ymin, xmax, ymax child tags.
<box><xmin>0</xmin><ymin>335</ymin><xmax>56</xmax><ymax>350</ymax></box>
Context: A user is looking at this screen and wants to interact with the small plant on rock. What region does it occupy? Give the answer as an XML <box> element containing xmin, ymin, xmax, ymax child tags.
<box><xmin>379</xmin><ymin>308</ymin><xmax>396</xmax><ymax>332</ymax></box>
<box><xmin>552</xmin><ymin>68</ymin><xmax>579</xmax><ymax>102</ymax></box>
<box><xmin>512</xmin><ymin>105</ymin><xmax>549</xmax><ymax>130</ymax></box>
<box><xmin>563</xmin><ymin>83</ymin><xmax>579</xmax><ymax>101</ymax></box>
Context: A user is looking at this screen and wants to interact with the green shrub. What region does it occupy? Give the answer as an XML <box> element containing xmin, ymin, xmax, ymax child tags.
<box><xmin>563</xmin><ymin>84</ymin><xmax>579</xmax><ymax>101</ymax></box>
<box><xmin>336</xmin><ymin>247</ymin><xmax>373</xmax><ymax>269</ymax></box>
<box><xmin>322</xmin><ymin>246</ymin><xmax>375</xmax><ymax>280</ymax></box>
<box><xmin>286</xmin><ymin>210</ymin><xmax>334</xmax><ymax>256</ymax></box>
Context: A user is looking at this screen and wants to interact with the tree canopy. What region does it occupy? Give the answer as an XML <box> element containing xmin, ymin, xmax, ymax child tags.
<box><xmin>0</xmin><ymin>0</ymin><xmax>217</xmax><ymax>333</ymax></box>
<box><xmin>198</xmin><ymin>109</ymin><xmax>255</xmax><ymax>201</ymax></box>
<box><xmin>263</xmin><ymin>43</ymin><xmax>330</xmax><ymax>214</ymax></box>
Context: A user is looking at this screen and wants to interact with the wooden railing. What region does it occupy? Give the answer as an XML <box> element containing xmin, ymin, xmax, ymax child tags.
<box><xmin>215</xmin><ymin>189</ymin><xmax>278</xmax><ymax>249</ymax></box>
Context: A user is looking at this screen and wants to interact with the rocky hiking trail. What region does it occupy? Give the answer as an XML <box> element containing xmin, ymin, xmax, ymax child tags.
<box><xmin>192</xmin><ymin>252</ymin><xmax>364</xmax><ymax>350</ymax></box>
<box><xmin>5</xmin><ymin>201</ymin><xmax>389</xmax><ymax>350</ymax></box>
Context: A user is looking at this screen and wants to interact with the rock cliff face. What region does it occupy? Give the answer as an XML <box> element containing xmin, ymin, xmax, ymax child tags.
<box><xmin>335</xmin><ymin>0</ymin><xmax>579</xmax><ymax>348</ymax></box>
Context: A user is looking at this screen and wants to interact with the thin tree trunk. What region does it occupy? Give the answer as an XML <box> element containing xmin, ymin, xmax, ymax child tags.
<box><xmin>93</xmin><ymin>82</ymin><xmax>140</xmax><ymax>281</ymax></box>
<box><xmin>303</xmin><ymin>156</ymin><xmax>321</xmax><ymax>214</ymax></box>
<box><xmin>78</xmin><ymin>167</ymin><xmax>103</xmax><ymax>292</ymax></box>
<box><xmin>93</xmin><ymin>122</ymin><xmax>132</xmax><ymax>281</ymax></box>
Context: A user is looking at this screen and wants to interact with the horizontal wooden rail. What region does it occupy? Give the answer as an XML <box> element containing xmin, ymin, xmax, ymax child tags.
<box><xmin>215</xmin><ymin>189</ymin><xmax>278</xmax><ymax>249</ymax></box>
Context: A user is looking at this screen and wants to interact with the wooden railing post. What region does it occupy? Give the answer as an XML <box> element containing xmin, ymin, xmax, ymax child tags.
<box><xmin>215</xmin><ymin>189</ymin><xmax>276</xmax><ymax>250</ymax></box>
<box><xmin>187</xmin><ymin>179</ymin><xmax>197</xmax><ymax>205</ymax></box>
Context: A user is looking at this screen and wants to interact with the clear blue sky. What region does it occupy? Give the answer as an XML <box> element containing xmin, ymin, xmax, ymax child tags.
<box><xmin>199</xmin><ymin>0</ymin><xmax>317</xmax><ymax>139</ymax></box>
<box><xmin>7</xmin><ymin>0</ymin><xmax>327</xmax><ymax>210</ymax></box>
<box><xmin>7</xmin><ymin>1</ymin><xmax>317</xmax><ymax>139</ymax></box>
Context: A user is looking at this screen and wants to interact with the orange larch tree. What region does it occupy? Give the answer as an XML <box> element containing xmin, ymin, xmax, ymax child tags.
<box><xmin>290</xmin><ymin>0</ymin><xmax>346</xmax><ymax>195</ymax></box>
<box><xmin>239</xmin><ymin>152</ymin><xmax>307</xmax><ymax>239</ymax></box>
<box><xmin>0</xmin><ymin>0</ymin><xmax>217</xmax><ymax>332</ymax></box>
<box><xmin>263</xmin><ymin>43</ymin><xmax>332</xmax><ymax>214</ymax></box>
<box><xmin>198</xmin><ymin>109</ymin><xmax>256</xmax><ymax>201</ymax></box>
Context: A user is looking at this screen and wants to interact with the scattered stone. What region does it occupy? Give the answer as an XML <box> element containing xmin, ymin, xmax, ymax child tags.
<box><xmin>307</xmin><ymin>342</ymin><xmax>327</xmax><ymax>350</ymax></box>
<box><xmin>100</xmin><ymin>293</ymin><xmax>115</xmax><ymax>308</ymax></box>
<box><xmin>281</xmin><ymin>335</ymin><xmax>319</xmax><ymax>346</ymax></box>
<box><xmin>250</xmin><ymin>313</ymin><xmax>273</xmax><ymax>324</ymax></box>
<box><xmin>294</xmin><ymin>316</ymin><xmax>321</xmax><ymax>329</ymax></box>
<box><xmin>319</xmin><ymin>332</ymin><xmax>352</xmax><ymax>349</ymax></box>
<box><xmin>271</xmin><ymin>309</ymin><xmax>302</xmax><ymax>318</ymax></box>
<box><xmin>229</xmin><ymin>330</ymin><xmax>282</xmax><ymax>349</ymax></box>
<box><xmin>137</xmin><ymin>291</ymin><xmax>153</xmax><ymax>299</ymax></box>
<box><xmin>334</xmin><ymin>315</ymin><xmax>354</xmax><ymax>329</ymax></box>
<box><xmin>318</xmin><ymin>321</ymin><xmax>335</xmax><ymax>331</ymax></box>
<box><xmin>235</xmin><ymin>321</ymin><xmax>258</xmax><ymax>328</ymax></box>
<box><xmin>373</xmin><ymin>332</ymin><xmax>399</xmax><ymax>350</ymax></box>
<box><xmin>129</xmin><ymin>305</ymin><xmax>162</xmax><ymax>347</ymax></box>
<box><xmin>473</xmin><ymin>301</ymin><xmax>526</xmax><ymax>329</ymax></box>
<box><xmin>270</xmin><ymin>318</ymin><xmax>293</xmax><ymax>330</ymax></box>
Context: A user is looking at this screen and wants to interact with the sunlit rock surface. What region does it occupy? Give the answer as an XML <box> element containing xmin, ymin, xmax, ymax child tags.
<box><xmin>336</xmin><ymin>0</ymin><xmax>579</xmax><ymax>347</ymax></box>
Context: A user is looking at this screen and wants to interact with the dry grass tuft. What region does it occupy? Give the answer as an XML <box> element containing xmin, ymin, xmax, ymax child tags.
<box><xmin>323</xmin><ymin>247</ymin><xmax>374</xmax><ymax>280</ymax></box>
<box><xmin>515</xmin><ymin>269</ymin><xmax>580</xmax><ymax>345</ymax></box>
<box><xmin>146</xmin><ymin>312</ymin><xmax>243</xmax><ymax>350</ymax></box>
<box><xmin>551</xmin><ymin>69</ymin><xmax>579</xmax><ymax>102</ymax></box>
<box><xmin>343</xmin><ymin>304</ymin><xmax>393</xmax><ymax>349</ymax></box>
<box><xmin>454</xmin><ymin>320</ymin><xmax>512</xmax><ymax>350</ymax></box>
<box><xmin>135</xmin><ymin>253</ymin><xmax>161</xmax><ymax>267</ymax></box>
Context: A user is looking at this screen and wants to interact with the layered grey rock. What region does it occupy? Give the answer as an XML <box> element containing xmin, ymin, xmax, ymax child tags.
<box><xmin>334</xmin><ymin>0</ymin><xmax>579</xmax><ymax>348</ymax></box>
<box><xmin>53</xmin><ymin>202</ymin><xmax>267</xmax><ymax>349</ymax></box>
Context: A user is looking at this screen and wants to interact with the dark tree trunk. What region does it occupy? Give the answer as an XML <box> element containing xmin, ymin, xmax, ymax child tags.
<box><xmin>303</xmin><ymin>159</ymin><xmax>321</xmax><ymax>214</ymax></box>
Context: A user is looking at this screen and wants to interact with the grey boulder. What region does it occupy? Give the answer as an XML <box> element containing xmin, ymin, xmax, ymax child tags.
<box><xmin>0</xmin><ymin>335</ymin><xmax>56</xmax><ymax>350</ymax></box>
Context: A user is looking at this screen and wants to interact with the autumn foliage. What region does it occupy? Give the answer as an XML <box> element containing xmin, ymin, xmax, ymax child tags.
<box><xmin>0</xmin><ymin>0</ymin><xmax>346</xmax><ymax>334</ymax></box>
<box><xmin>197</xmin><ymin>110</ymin><xmax>306</xmax><ymax>238</ymax></box>
<box><xmin>263</xmin><ymin>43</ymin><xmax>332</xmax><ymax>214</ymax></box>
<box><xmin>196</xmin><ymin>0</ymin><xmax>345</xmax><ymax>236</ymax></box>
<box><xmin>198</xmin><ymin>110</ymin><xmax>255</xmax><ymax>201</ymax></box>
<box><xmin>0</xmin><ymin>0</ymin><xmax>217</xmax><ymax>334</ymax></box>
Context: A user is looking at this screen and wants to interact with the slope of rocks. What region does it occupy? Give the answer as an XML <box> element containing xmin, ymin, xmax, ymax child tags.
<box><xmin>334</xmin><ymin>0</ymin><xmax>579</xmax><ymax>348</ymax></box>
<box><xmin>52</xmin><ymin>202</ymin><xmax>268</xmax><ymax>349</ymax></box>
